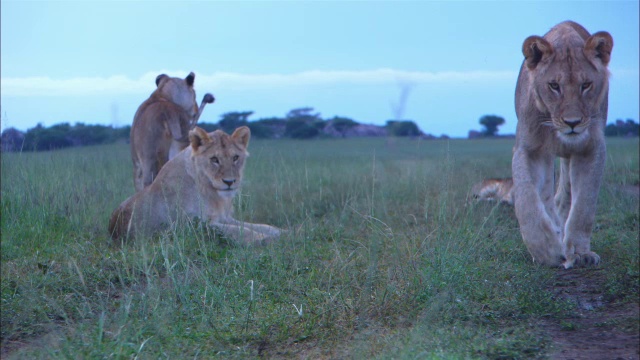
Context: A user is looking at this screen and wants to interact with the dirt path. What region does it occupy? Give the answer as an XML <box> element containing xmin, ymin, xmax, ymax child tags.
<box><xmin>544</xmin><ymin>268</ymin><xmax>639</xmax><ymax>360</ymax></box>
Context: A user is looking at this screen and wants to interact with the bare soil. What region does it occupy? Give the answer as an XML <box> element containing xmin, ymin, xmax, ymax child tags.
<box><xmin>544</xmin><ymin>268</ymin><xmax>640</xmax><ymax>360</ymax></box>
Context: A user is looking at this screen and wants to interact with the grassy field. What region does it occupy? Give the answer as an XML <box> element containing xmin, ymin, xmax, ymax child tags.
<box><xmin>1</xmin><ymin>137</ymin><xmax>638</xmax><ymax>358</ymax></box>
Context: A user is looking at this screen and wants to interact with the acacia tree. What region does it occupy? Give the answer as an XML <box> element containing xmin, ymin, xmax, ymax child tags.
<box><xmin>285</xmin><ymin>107</ymin><xmax>323</xmax><ymax>139</ymax></box>
<box><xmin>479</xmin><ymin>115</ymin><xmax>505</xmax><ymax>137</ymax></box>
<box><xmin>386</xmin><ymin>120</ymin><xmax>421</xmax><ymax>137</ymax></box>
<box><xmin>218</xmin><ymin>111</ymin><xmax>253</xmax><ymax>133</ymax></box>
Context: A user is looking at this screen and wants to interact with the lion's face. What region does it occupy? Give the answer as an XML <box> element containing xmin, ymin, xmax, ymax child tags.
<box><xmin>522</xmin><ymin>30</ymin><xmax>613</xmax><ymax>145</ymax></box>
<box><xmin>188</xmin><ymin>127</ymin><xmax>250</xmax><ymax>198</ymax></box>
<box><xmin>155</xmin><ymin>72</ymin><xmax>199</xmax><ymax>118</ymax></box>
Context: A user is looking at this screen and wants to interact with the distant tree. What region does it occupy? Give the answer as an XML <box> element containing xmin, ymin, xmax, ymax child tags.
<box><xmin>255</xmin><ymin>117</ymin><xmax>287</xmax><ymax>127</ymax></box>
<box><xmin>468</xmin><ymin>130</ymin><xmax>482</xmax><ymax>139</ymax></box>
<box><xmin>604</xmin><ymin>123</ymin><xmax>618</xmax><ymax>137</ymax></box>
<box><xmin>247</xmin><ymin>122</ymin><xmax>275</xmax><ymax>139</ymax></box>
<box><xmin>254</xmin><ymin>117</ymin><xmax>287</xmax><ymax>138</ymax></box>
<box><xmin>1</xmin><ymin>127</ymin><xmax>26</xmax><ymax>152</ymax></box>
<box><xmin>67</xmin><ymin>123</ymin><xmax>111</xmax><ymax>146</ymax></box>
<box><xmin>113</xmin><ymin>125</ymin><xmax>131</xmax><ymax>143</ymax></box>
<box><xmin>197</xmin><ymin>122</ymin><xmax>219</xmax><ymax>133</ymax></box>
<box><xmin>479</xmin><ymin>115</ymin><xmax>506</xmax><ymax>136</ymax></box>
<box><xmin>18</xmin><ymin>122</ymin><xmax>131</xmax><ymax>151</ymax></box>
<box><xmin>386</xmin><ymin>120</ymin><xmax>421</xmax><ymax>137</ymax></box>
<box><xmin>285</xmin><ymin>118</ymin><xmax>320</xmax><ymax>139</ymax></box>
<box><xmin>286</xmin><ymin>107</ymin><xmax>320</xmax><ymax>122</ymax></box>
<box><xmin>219</xmin><ymin>111</ymin><xmax>253</xmax><ymax>133</ymax></box>
<box><xmin>327</xmin><ymin>116</ymin><xmax>358</xmax><ymax>137</ymax></box>
<box><xmin>605</xmin><ymin>118</ymin><xmax>639</xmax><ymax>137</ymax></box>
<box><xmin>285</xmin><ymin>107</ymin><xmax>323</xmax><ymax>139</ymax></box>
<box><xmin>24</xmin><ymin>123</ymin><xmax>73</xmax><ymax>151</ymax></box>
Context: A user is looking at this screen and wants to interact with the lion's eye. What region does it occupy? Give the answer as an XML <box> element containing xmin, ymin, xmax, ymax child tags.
<box><xmin>232</xmin><ymin>155</ymin><xmax>239</xmax><ymax>162</ymax></box>
<box><xmin>548</xmin><ymin>82</ymin><xmax>560</xmax><ymax>91</ymax></box>
<box><xmin>581</xmin><ymin>82</ymin><xmax>592</xmax><ymax>92</ymax></box>
<box><xmin>210</xmin><ymin>157</ymin><xmax>219</xmax><ymax>164</ymax></box>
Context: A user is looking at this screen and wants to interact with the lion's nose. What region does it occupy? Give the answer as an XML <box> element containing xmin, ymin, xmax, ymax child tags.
<box><xmin>222</xmin><ymin>179</ymin><xmax>236</xmax><ymax>187</ymax></box>
<box><xmin>563</xmin><ymin>118</ymin><xmax>581</xmax><ymax>129</ymax></box>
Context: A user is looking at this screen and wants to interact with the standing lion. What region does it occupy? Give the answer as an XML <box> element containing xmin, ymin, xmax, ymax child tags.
<box><xmin>512</xmin><ymin>21</ymin><xmax>613</xmax><ymax>268</ymax></box>
<box><xmin>130</xmin><ymin>72</ymin><xmax>214</xmax><ymax>191</ymax></box>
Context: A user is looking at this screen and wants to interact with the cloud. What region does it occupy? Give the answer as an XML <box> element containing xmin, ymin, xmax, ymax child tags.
<box><xmin>1</xmin><ymin>74</ymin><xmax>158</xmax><ymax>97</ymax></box>
<box><xmin>1</xmin><ymin>69</ymin><xmax>522</xmax><ymax>97</ymax></box>
<box><xmin>3</xmin><ymin>67</ymin><xmax>636</xmax><ymax>97</ymax></box>
<box><xmin>198</xmin><ymin>69</ymin><xmax>519</xmax><ymax>90</ymax></box>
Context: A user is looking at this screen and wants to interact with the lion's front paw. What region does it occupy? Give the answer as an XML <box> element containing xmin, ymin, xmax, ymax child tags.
<box><xmin>561</xmin><ymin>255</ymin><xmax>576</xmax><ymax>269</ymax></box>
<box><xmin>575</xmin><ymin>251</ymin><xmax>600</xmax><ymax>267</ymax></box>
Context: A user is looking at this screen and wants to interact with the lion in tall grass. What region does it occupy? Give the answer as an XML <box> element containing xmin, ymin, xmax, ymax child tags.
<box><xmin>109</xmin><ymin>126</ymin><xmax>282</xmax><ymax>245</ymax></box>
<box><xmin>471</xmin><ymin>178</ymin><xmax>514</xmax><ymax>205</ymax></box>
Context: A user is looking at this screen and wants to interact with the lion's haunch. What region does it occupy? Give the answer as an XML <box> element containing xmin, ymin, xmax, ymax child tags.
<box><xmin>130</xmin><ymin>72</ymin><xmax>216</xmax><ymax>192</ymax></box>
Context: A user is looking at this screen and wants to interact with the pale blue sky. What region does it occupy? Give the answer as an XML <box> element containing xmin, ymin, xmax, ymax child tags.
<box><xmin>1</xmin><ymin>1</ymin><xmax>638</xmax><ymax>137</ymax></box>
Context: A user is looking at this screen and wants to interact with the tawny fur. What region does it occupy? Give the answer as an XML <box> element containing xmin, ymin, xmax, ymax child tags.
<box><xmin>471</xmin><ymin>178</ymin><xmax>514</xmax><ymax>205</ymax></box>
<box><xmin>130</xmin><ymin>72</ymin><xmax>211</xmax><ymax>192</ymax></box>
<box><xmin>512</xmin><ymin>21</ymin><xmax>613</xmax><ymax>268</ymax></box>
<box><xmin>110</xmin><ymin>126</ymin><xmax>282</xmax><ymax>245</ymax></box>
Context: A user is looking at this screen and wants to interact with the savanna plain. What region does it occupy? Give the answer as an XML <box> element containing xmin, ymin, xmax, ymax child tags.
<box><xmin>1</xmin><ymin>137</ymin><xmax>638</xmax><ymax>359</ymax></box>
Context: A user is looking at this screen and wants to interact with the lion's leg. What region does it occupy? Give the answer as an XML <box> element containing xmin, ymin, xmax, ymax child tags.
<box><xmin>141</xmin><ymin>162</ymin><xmax>157</xmax><ymax>190</ymax></box>
<box><xmin>563</xmin><ymin>150</ymin><xmax>605</xmax><ymax>266</ymax></box>
<box><xmin>555</xmin><ymin>158</ymin><xmax>572</xmax><ymax>225</ymax></box>
<box><xmin>132</xmin><ymin>152</ymin><xmax>148</xmax><ymax>192</ymax></box>
<box><xmin>133</xmin><ymin>164</ymin><xmax>144</xmax><ymax>192</ymax></box>
<box><xmin>219</xmin><ymin>218</ymin><xmax>282</xmax><ymax>237</ymax></box>
<box><xmin>512</xmin><ymin>149</ymin><xmax>566</xmax><ymax>267</ymax></box>
<box><xmin>143</xmin><ymin>146</ymin><xmax>170</xmax><ymax>189</ymax></box>
<box><xmin>240</xmin><ymin>223</ymin><xmax>282</xmax><ymax>237</ymax></box>
<box><xmin>212</xmin><ymin>222</ymin><xmax>276</xmax><ymax>246</ymax></box>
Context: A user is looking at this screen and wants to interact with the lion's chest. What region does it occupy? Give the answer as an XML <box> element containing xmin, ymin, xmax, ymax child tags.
<box><xmin>180</xmin><ymin>192</ymin><xmax>234</xmax><ymax>223</ymax></box>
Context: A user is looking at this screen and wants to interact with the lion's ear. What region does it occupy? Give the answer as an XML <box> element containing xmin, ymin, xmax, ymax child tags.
<box><xmin>231</xmin><ymin>126</ymin><xmax>251</xmax><ymax>149</ymax></box>
<box><xmin>189</xmin><ymin>127</ymin><xmax>211</xmax><ymax>151</ymax></box>
<box><xmin>585</xmin><ymin>31</ymin><xmax>613</xmax><ymax>67</ymax></box>
<box><xmin>185</xmin><ymin>72</ymin><xmax>195</xmax><ymax>87</ymax></box>
<box><xmin>522</xmin><ymin>36</ymin><xmax>553</xmax><ymax>70</ymax></box>
<box><xmin>156</xmin><ymin>74</ymin><xmax>169</xmax><ymax>87</ymax></box>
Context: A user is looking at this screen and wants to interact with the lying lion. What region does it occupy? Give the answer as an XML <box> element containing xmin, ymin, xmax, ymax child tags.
<box><xmin>512</xmin><ymin>21</ymin><xmax>613</xmax><ymax>268</ymax></box>
<box><xmin>130</xmin><ymin>72</ymin><xmax>215</xmax><ymax>192</ymax></box>
<box><xmin>471</xmin><ymin>178</ymin><xmax>513</xmax><ymax>205</ymax></box>
<box><xmin>109</xmin><ymin>126</ymin><xmax>282</xmax><ymax>245</ymax></box>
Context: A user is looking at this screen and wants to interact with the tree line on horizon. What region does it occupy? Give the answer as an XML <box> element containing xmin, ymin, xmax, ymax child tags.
<box><xmin>1</xmin><ymin>107</ymin><xmax>637</xmax><ymax>152</ymax></box>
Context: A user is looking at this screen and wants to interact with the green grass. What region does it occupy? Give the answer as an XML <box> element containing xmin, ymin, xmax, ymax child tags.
<box><xmin>1</xmin><ymin>137</ymin><xmax>638</xmax><ymax>358</ymax></box>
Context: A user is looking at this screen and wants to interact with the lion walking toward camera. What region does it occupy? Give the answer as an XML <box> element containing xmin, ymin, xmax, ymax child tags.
<box><xmin>109</xmin><ymin>126</ymin><xmax>282</xmax><ymax>245</ymax></box>
<box><xmin>512</xmin><ymin>21</ymin><xmax>613</xmax><ymax>268</ymax></box>
<box><xmin>130</xmin><ymin>72</ymin><xmax>214</xmax><ymax>191</ymax></box>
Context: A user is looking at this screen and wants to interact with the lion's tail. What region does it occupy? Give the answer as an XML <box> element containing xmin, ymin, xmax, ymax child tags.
<box><xmin>108</xmin><ymin>202</ymin><xmax>133</xmax><ymax>243</ymax></box>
